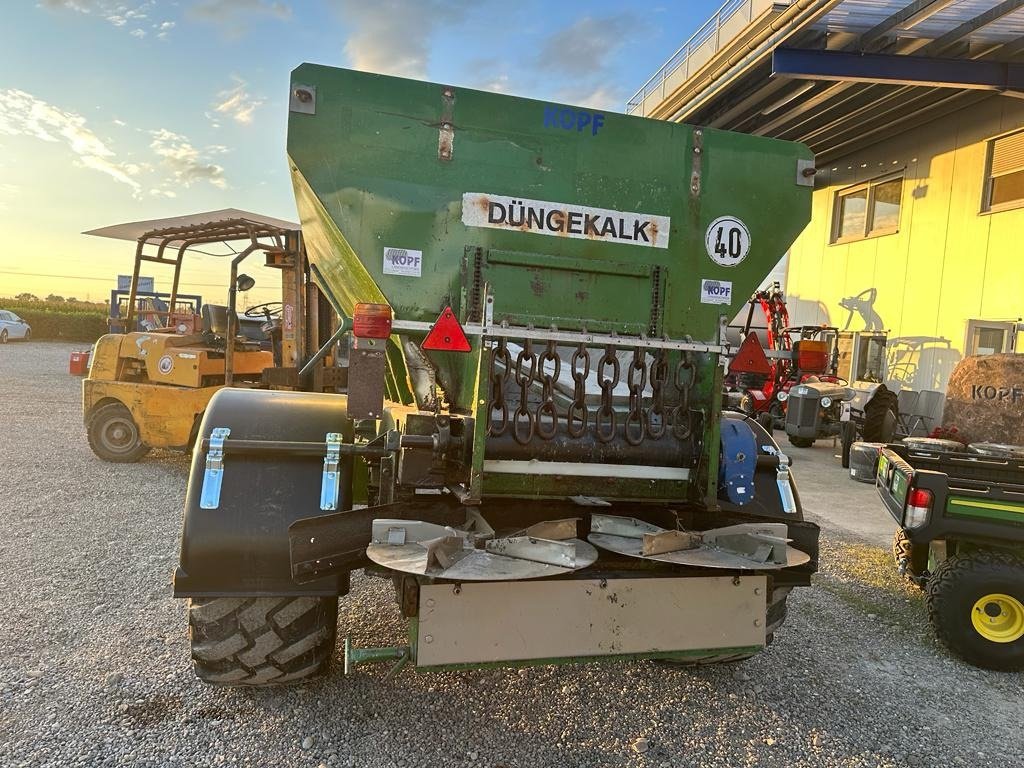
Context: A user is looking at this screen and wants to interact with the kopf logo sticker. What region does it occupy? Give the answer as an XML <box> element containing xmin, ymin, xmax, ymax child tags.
<box><xmin>383</xmin><ymin>247</ymin><xmax>422</xmax><ymax>277</ymax></box>
<box><xmin>700</xmin><ymin>279</ymin><xmax>733</xmax><ymax>305</ymax></box>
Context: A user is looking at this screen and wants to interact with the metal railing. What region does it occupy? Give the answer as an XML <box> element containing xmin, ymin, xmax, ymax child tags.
<box><xmin>625</xmin><ymin>0</ymin><xmax>774</xmax><ymax>115</ymax></box>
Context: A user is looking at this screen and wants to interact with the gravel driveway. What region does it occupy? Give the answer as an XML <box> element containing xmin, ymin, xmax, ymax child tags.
<box><xmin>1</xmin><ymin>342</ymin><xmax>1021</xmax><ymax>768</ymax></box>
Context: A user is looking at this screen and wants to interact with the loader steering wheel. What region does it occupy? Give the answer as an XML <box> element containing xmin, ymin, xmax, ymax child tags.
<box><xmin>244</xmin><ymin>302</ymin><xmax>284</xmax><ymax>318</ymax></box>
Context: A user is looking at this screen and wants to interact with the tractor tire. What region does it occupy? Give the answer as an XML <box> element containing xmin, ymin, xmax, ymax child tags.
<box><xmin>756</xmin><ymin>411</ymin><xmax>774</xmax><ymax>434</ymax></box>
<box><xmin>925</xmin><ymin>550</ymin><xmax>1024</xmax><ymax>671</ymax></box>
<box><xmin>788</xmin><ymin>435</ymin><xmax>815</xmax><ymax>448</ymax></box>
<box><xmin>862</xmin><ymin>386</ymin><xmax>898</xmax><ymax>443</ymax></box>
<box><xmin>86</xmin><ymin>402</ymin><xmax>150</xmax><ymax>463</ymax></box>
<box><xmin>0</xmin><ymin>330</ymin><xmax>7</xmax><ymax>344</ymax></box>
<box><xmin>189</xmin><ymin>596</ymin><xmax>338</xmax><ymax>686</ymax></box>
<box><xmin>657</xmin><ymin>586</ymin><xmax>790</xmax><ymax>665</ymax></box>
<box><xmin>840</xmin><ymin>420</ymin><xmax>857</xmax><ymax>468</ymax></box>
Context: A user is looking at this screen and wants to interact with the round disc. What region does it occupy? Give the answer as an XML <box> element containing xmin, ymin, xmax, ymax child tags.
<box><xmin>366</xmin><ymin>538</ymin><xmax>599</xmax><ymax>581</ymax></box>
<box><xmin>588</xmin><ymin>532</ymin><xmax>810</xmax><ymax>571</ymax></box>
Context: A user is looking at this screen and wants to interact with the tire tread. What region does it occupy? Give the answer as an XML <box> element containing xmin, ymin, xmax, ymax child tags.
<box><xmin>188</xmin><ymin>596</ymin><xmax>337</xmax><ymax>686</ymax></box>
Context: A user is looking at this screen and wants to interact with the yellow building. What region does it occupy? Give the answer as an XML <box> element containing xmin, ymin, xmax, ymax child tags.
<box><xmin>629</xmin><ymin>0</ymin><xmax>1024</xmax><ymax>391</ymax></box>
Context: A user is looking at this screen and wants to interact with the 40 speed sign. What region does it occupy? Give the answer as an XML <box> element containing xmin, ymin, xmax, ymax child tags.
<box><xmin>705</xmin><ymin>216</ymin><xmax>750</xmax><ymax>267</ymax></box>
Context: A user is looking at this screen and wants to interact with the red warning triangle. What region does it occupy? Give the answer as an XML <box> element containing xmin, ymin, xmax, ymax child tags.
<box><xmin>728</xmin><ymin>332</ymin><xmax>772</xmax><ymax>376</ymax></box>
<box><xmin>422</xmin><ymin>305</ymin><xmax>471</xmax><ymax>353</ymax></box>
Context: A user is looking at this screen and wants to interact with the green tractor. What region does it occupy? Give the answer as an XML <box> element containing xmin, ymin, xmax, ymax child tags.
<box><xmin>174</xmin><ymin>65</ymin><xmax>820</xmax><ymax>685</ymax></box>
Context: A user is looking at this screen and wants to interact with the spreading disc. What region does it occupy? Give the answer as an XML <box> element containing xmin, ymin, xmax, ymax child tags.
<box><xmin>587</xmin><ymin>514</ymin><xmax>810</xmax><ymax>571</ymax></box>
<box><xmin>365</xmin><ymin>515</ymin><xmax>598</xmax><ymax>581</ymax></box>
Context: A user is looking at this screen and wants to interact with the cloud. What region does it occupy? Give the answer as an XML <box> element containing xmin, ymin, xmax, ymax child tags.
<box><xmin>149</xmin><ymin>128</ymin><xmax>227</xmax><ymax>189</ymax></box>
<box><xmin>212</xmin><ymin>78</ymin><xmax>264</xmax><ymax>125</ymax></box>
<box><xmin>339</xmin><ymin>0</ymin><xmax>472</xmax><ymax>80</ymax></box>
<box><xmin>536</xmin><ymin>15</ymin><xmax>635</xmax><ymax>78</ymax></box>
<box><xmin>536</xmin><ymin>14</ymin><xmax>641</xmax><ymax>112</ymax></box>
<box><xmin>463</xmin><ymin>57</ymin><xmax>511</xmax><ymax>94</ymax></box>
<box><xmin>155</xmin><ymin>20</ymin><xmax>175</xmax><ymax>38</ymax></box>
<box><xmin>189</xmin><ymin>0</ymin><xmax>290</xmax><ymax>22</ymax></box>
<box><xmin>130</xmin><ymin>28</ymin><xmax>146</xmax><ymax>37</ymax></box>
<box><xmin>39</xmin><ymin>0</ymin><xmax>155</xmax><ymax>35</ymax></box>
<box><xmin>0</xmin><ymin>183</ymin><xmax>18</xmax><ymax>211</ymax></box>
<box><xmin>557</xmin><ymin>85</ymin><xmax>625</xmax><ymax>113</ymax></box>
<box><xmin>0</xmin><ymin>88</ymin><xmax>141</xmax><ymax>193</ymax></box>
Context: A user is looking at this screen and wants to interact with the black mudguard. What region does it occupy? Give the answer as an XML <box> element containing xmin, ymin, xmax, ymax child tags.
<box><xmin>718</xmin><ymin>412</ymin><xmax>819</xmax><ymax>582</ymax></box>
<box><xmin>173</xmin><ymin>388</ymin><xmax>353</xmax><ymax>598</ymax></box>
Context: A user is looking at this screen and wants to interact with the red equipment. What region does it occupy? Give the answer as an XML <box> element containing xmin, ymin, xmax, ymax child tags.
<box><xmin>733</xmin><ymin>283</ymin><xmax>842</xmax><ymax>423</ymax></box>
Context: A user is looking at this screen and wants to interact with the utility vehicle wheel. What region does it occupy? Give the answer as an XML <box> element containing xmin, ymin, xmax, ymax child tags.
<box><xmin>189</xmin><ymin>596</ymin><xmax>338</xmax><ymax>686</ymax></box>
<box><xmin>892</xmin><ymin>529</ymin><xmax>925</xmax><ymax>590</ymax></box>
<box><xmin>86</xmin><ymin>402</ymin><xmax>150</xmax><ymax>463</ymax></box>
<box><xmin>862</xmin><ymin>386</ymin><xmax>898</xmax><ymax>443</ymax></box>
<box><xmin>788</xmin><ymin>435</ymin><xmax>815</xmax><ymax>448</ymax></box>
<box><xmin>658</xmin><ymin>587</ymin><xmax>790</xmax><ymax>665</ymax></box>
<box><xmin>926</xmin><ymin>550</ymin><xmax>1024</xmax><ymax>670</ymax></box>
<box><xmin>0</xmin><ymin>330</ymin><xmax>7</xmax><ymax>344</ymax></box>
<box><xmin>757</xmin><ymin>412</ymin><xmax>774</xmax><ymax>434</ymax></box>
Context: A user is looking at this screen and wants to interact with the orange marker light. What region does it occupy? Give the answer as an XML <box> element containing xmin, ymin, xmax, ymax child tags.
<box><xmin>352</xmin><ymin>303</ymin><xmax>393</xmax><ymax>338</ymax></box>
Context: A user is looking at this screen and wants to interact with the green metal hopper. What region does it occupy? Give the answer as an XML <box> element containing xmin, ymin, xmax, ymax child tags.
<box><xmin>287</xmin><ymin>63</ymin><xmax>812</xmax><ymax>504</ymax></box>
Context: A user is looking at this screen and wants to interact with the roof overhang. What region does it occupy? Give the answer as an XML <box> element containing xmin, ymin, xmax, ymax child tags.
<box><xmin>631</xmin><ymin>0</ymin><xmax>1024</xmax><ymax>163</ymax></box>
<box><xmin>83</xmin><ymin>208</ymin><xmax>298</xmax><ymax>244</ymax></box>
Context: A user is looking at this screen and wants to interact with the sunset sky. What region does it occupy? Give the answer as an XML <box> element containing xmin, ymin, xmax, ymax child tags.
<box><xmin>0</xmin><ymin>0</ymin><xmax>721</xmax><ymax>305</ymax></box>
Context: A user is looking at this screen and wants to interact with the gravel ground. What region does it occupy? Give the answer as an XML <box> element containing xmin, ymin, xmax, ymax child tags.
<box><xmin>1</xmin><ymin>341</ymin><xmax>1022</xmax><ymax>768</ymax></box>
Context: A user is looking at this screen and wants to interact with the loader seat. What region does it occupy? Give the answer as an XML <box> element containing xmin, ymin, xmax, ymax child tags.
<box><xmin>201</xmin><ymin>304</ymin><xmax>233</xmax><ymax>337</ymax></box>
<box><xmin>200</xmin><ymin>304</ymin><xmax>265</xmax><ymax>351</ymax></box>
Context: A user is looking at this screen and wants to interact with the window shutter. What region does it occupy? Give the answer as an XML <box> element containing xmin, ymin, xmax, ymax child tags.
<box><xmin>990</xmin><ymin>130</ymin><xmax>1024</xmax><ymax>177</ymax></box>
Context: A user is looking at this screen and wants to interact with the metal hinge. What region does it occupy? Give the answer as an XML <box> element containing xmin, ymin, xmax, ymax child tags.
<box><xmin>320</xmin><ymin>432</ymin><xmax>343</xmax><ymax>511</ymax></box>
<box><xmin>762</xmin><ymin>445</ymin><xmax>797</xmax><ymax>514</ymax></box>
<box><xmin>199</xmin><ymin>427</ymin><xmax>230</xmax><ymax>510</ymax></box>
<box><xmin>775</xmin><ymin>453</ymin><xmax>797</xmax><ymax>514</ymax></box>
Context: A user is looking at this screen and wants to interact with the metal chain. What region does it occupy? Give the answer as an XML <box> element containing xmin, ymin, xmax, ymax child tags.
<box><xmin>566</xmin><ymin>343</ymin><xmax>589</xmax><ymax>438</ymax></box>
<box><xmin>647</xmin><ymin>348</ymin><xmax>669</xmax><ymax>439</ymax></box>
<box><xmin>672</xmin><ymin>353</ymin><xmax>695</xmax><ymax>440</ymax></box>
<box><xmin>512</xmin><ymin>338</ymin><xmax>536</xmax><ymax>445</ymax></box>
<box><xmin>535</xmin><ymin>339</ymin><xmax>561</xmax><ymax>440</ymax></box>
<box><xmin>595</xmin><ymin>345</ymin><xmax>620</xmax><ymax>443</ymax></box>
<box><xmin>486</xmin><ymin>338</ymin><xmax>511</xmax><ymax>437</ymax></box>
<box><xmin>624</xmin><ymin>347</ymin><xmax>647</xmax><ymax>446</ymax></box>
<box><xmin>484</xmin><ymin>338</ymin><xmax>691</xmax><ymax>446</ymax></box>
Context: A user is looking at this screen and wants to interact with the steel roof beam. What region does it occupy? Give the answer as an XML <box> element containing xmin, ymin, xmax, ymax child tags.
<box><xmin>772</xmin><ymin>47</ymin><xmax>1024</xmax><ymax>92</ymax></box>
<box><xmin>918</xmin><ymin>0</ymin><xmax>1024</xmax><ymax>55</ymax></box>
<box><xmin>860</xmin><ymin>0</ymin><xmax>960</xmax><ymax>48</ymax></box>
<box><xmin>814</xmin><ymin>90</ymin><xmax>992</xmax><ymax>161</ymax></box>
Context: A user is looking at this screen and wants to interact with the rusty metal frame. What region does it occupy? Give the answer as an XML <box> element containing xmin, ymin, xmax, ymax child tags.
<box><xmin>125</xmin><ymin>217</ymin><xmax>292</xmax><ymax>332</ymax></box>
<box><xmin>124</xmin><ymin>218</ymin><xmax>299</xmax><ymax>384</ymax></box>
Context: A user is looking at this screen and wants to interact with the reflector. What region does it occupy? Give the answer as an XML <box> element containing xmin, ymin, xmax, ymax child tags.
<box><xmin>353</xmin><ymin>303</ymin><xmax>393</xmax><ymax>338</ymax></box>
<box><xmin>422</xmin><ymin>306</ymin><xmax>471</xmax><ymax>352</ymax></box>
<box><xmin>728</xmin><ymin>332</ymin><xmax>772</xmax><ymax>376</ymax></box>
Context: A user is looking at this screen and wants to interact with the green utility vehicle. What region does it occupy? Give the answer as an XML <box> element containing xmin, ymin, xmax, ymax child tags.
<box><xmin>173</xmin><ymin>64</ymin><xmax>819</xmax><ymax>685</ymax></box>
<box><xmin>878</xmin><ymin>434</ymin><xmax>1024</xmax><ymax>669</ymax></box>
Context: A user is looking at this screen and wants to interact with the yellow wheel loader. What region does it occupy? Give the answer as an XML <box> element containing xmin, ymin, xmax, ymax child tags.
<box><xmin>82</xmin><ymin>210</ymin><xmax>345</xmax><ymax>462</ymax></box>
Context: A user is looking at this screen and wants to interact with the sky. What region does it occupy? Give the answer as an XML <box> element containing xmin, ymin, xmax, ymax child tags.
<box><xmin>0</xmin><ymin>0</ymin><xmax>723</xmax><ymax>305</ymax></box>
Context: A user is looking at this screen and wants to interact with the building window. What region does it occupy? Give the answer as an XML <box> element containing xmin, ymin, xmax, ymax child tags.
<box><xmin>831</xmin><ymin>173</ymin><xmax>904</xmax><ymax>243</ymax></box>
<box><xmin>984</xmin><ymin>129</ymin><xmax>1024</xmax><ymax>211</ymax></box>
<box><xmin>965</xmin><ymin>320</ymin><xmax>1018</xmax><ymax>356</ymax></box>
